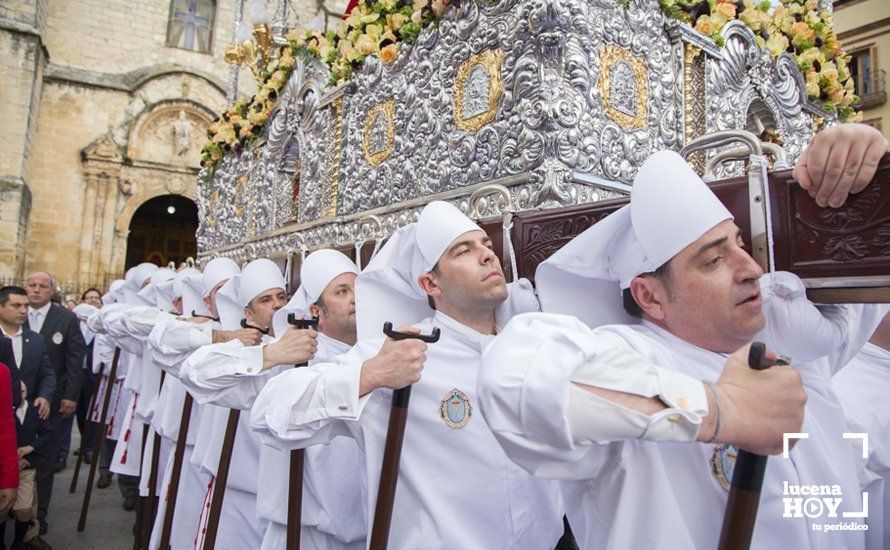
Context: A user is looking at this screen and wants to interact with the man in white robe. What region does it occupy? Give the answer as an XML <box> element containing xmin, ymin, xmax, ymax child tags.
<box><xmin>143</xmin><ymin>257</ymin><xmax>244</xmax><ymax>550</ymax></box>
<box><xmin>478</xmin><ymin>142</ymin><xmax>888</xmax><ymax>548</ymax></box>
<box><xmin>124</xmin><ymin>268</ymin><xmax>179</xmax><ymax>506</ymax></box>
<box><xmin>182</xmin><ymin>259</ymin><xmax>315</xmax><ymax>549</ymax></box>
<box><xmin>183</xmin><ymin>249</ymin><xmax>366</xmax><ymax>549</ymax></box>
<box><xmin>104</xmin><ymin>262</ymin><xmax>159</xmax><ymax>509</ymax></box>
<box><xmin>143</xmin><ymin>268</ymin><xmax>199</xmax><ymax>548</ymax></box>
<box><xmin>833</xmin><ymin>312</ymin><xmax>890</xmax><ymax>550</ymax></box>
<box><xmin>250</xmin><ymin>201</ymin><xmax>565</xmax><ymax>549</ymax></box>
<box><xmin>84</xmin><ymin>279</ymin><xmax>127</xmax><ymax>492</ymax></box>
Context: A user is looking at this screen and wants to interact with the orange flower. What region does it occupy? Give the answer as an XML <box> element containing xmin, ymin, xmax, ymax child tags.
<box><xmin>694</xmin><ymin>15</ymin><xmax>715</xmax><ymax>37</ymax></box>
<box><xmin>380</xmin><ymin>43</ymin><xmax>399</xmax><ymax>63</ymax></box>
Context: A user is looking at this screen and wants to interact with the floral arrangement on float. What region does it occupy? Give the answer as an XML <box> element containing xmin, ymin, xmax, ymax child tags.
<box><xmin>661</xmin><ymin>0</ymin><xmax>860</xmax><ymax>121</ymax></box>
<box><xmin>201</xmin><ymin>0</ymin><xmax>857</xmax><ymax>174</ymax></box>
<box><xmin>200</xmin><ymin>0</ymin><xmax>447</xmax><ymax>173</ymax></box>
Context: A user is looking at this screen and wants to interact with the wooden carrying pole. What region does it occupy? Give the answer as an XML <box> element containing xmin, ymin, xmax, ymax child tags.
<box><xmin>368</xmin><ymin>322</ymin><xmax>440</xmax><ymax>550</ymax></box>
<box><xmin>203</xmin><ymin>318</ymin><xmax>266</xmax><ymax>549</ymax></box>
<box><xmin>285</xmin><ymin>314</ymin><xmax>319</xmax><ymax>550</ymax></box>
<box><xmin>77</xmin><ymin>347</ymin><xmax>121</xmax><ymax>531</ymax></box>
<box><xmin>201</xmin><ymin>408</ymin><xmax>241</xmax><ymax>550</ymax></box>
<box><xmin>135</xmin><ymin>423</ymin><xmax>150</xmax><ymax>549</ymax></box>
<box><xmin>70</xmin><ymin>360</ymin><xmax>106</xmax><ymax>493</ymax></box>
<box><xmin>717</xmin><ymin>342</ymin><xmax>781</xmax><ymax>550</ymax></box>
<box><xmin>144</xmin><ymin>371</ymin><xmax>167</xmax><ymax>545</ymax></box>
<box><xmin>158</xmin><ymin>392</ymin><xmax>194</xmax><ymax>549</ymax></box>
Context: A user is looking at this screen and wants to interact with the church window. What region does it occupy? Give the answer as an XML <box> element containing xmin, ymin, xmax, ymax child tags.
<box><xmin>166</xmin><ymin>0</ymin><xmax>215</xmax><ymax>54</ymax></box>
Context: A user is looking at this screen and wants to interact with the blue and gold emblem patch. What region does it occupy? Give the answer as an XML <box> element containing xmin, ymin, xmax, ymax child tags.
<box><xmin>439</xmin><ymin>388</ymin><xmax>472</xmax><ymax>429</ymax></box>
<box><xmin>709</xmin><ymin>444</ymin><xmax>738</xmax><ymax>491</ymax></box>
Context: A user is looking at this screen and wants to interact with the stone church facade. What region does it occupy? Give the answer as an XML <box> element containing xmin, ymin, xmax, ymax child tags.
<box><xmin>0</xmin><ymin>0</ymin><xmax>338</xmax><ymax>291</ymax></box>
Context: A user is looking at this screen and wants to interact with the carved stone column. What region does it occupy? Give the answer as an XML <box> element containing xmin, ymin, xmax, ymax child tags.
<box><xmin>79</xmin><ymin>136</ymin><xmax>124</xmax><ymax>288</ymax></box>
<box><xmin>110</xmin><ymin>228</ymin><xmax>130</xmax><ymax>277</ymax></box>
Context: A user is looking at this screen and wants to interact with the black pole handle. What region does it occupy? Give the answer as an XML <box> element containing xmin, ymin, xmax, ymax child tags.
<box><xmin>241</xmin><ymin>318</ymin><xmax>271</xmax><ymax>335</ymax></box>
<box><xmin>381</xmin><ymin>322</ymin><xmax>440</xmax><ymax>409</ymax></box>
<box><xmin>191</xmin><ymin>310</ymin><xmax>219</xmax><ymax>322</ymax></box>
<box><xmin>382</xmin><ymin>322</ymin><xmax>441</xmax><ymax>343</ymax></box>
<box><xmin>747</xmin><ymin>342</ymin><xmax>769</xmax><ymax>371</ymax></box>
<box><xmin>735</xmin><ymin>342</ymin><xmax>773</xmax><ymax>476</ymax></box>
<box><xmin>287</xmin><ymin>313</ymin><xmax>319</xmax><ymax>331</ymax></box>
<box><xmin>286</xmin><ymin>314</ymin><xmax>319</xmax><ymax>368</ymax></box>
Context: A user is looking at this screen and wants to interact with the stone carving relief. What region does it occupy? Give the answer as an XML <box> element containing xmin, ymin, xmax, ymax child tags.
<box><xmin>129</xmin><ymin>105</ymin><xmax>212</xmax><ymax>167</ymax></box>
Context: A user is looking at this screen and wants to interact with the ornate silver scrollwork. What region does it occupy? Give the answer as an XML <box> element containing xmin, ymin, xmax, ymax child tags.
<box><xmin>197</xmin><ymin>1</ymin><xmax>822</xmax><ymax>264</ymax></box>
<box><xmin>705</xmin><ymin>21</ymin><xmax>817</xmax><ymax>179</ymax></box>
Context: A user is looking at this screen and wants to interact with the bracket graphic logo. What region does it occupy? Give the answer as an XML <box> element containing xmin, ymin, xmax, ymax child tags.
<box><xmin>781</xmin><ymin>432</ymin><xmax>869</xmax><ymax>528</ymax></box>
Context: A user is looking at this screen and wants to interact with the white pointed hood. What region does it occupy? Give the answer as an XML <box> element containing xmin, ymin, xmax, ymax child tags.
<box><xmin>536</xmin><ymin>150</ymin><xmax>732</xmax><ymax>328</ymax></box>
<box><xmin>355</xmin><ymin>200</ymin><xmax>482</xmax><ymax>341</ymax></box>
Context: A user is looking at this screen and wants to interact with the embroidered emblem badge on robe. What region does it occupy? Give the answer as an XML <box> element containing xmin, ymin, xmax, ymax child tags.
<box><xmin>439</xmin><ymin>388</ymin><xmax>472</xmax><ymax>429</ymax></box>
<box><xmin>52</xmin><ymin>332</ymin><xmax>63</xmax><ymax>345</ymax></box>
<box><xmin>709</xmin><ymin>444</ymin><xmax>738</xmax><ymax>491</ymax></box>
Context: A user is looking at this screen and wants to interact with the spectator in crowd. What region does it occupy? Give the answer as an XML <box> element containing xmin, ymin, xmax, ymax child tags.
<box><xmin>80</xmin><ymin>289</ymin><xmax>101</xmax><ymax>309</ymax></box>
<box><xmin>0</xmin><ymin>286</ymin><xmax>56</xmax><ymax>550</ymax></box>
<box><xmin>24</xmin><ymin>273</ymin><xmax>83</xmax><ymax>536</ymax></box>
<box><xmin>57</xmin><ymin>289</ymin><xmax>102</xmax><ymax>466</ymax></box>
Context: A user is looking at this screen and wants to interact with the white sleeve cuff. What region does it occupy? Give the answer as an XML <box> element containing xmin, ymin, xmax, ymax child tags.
<box><xmin>568</xmin><ymin>369</ymin><xmax>707</xmax><ymax>445</ymax></box>
<box><xmin>642</xmin><ymin>368</ymin><xmax>708</xmax><ymax>442</ymax></box>
<box><xmin>235</xmin><ymin>345</ymin><xmax>266</xmax><ymax>376</ymax></box>
<box><xmin>313</xmin><ymin>361</ymin><xmax>367</xmax><ymax>422</ymax></box>
<box><xmin>189</xmin><ymin>322</ymin><xmax>213</xmax><ymax>349</ymax></box>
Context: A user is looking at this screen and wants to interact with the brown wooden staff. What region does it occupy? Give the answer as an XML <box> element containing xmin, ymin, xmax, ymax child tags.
<box><xmin>144</xmin><ymin>370</ymin><xmax>167</xmax><ymax>546</ymax></box>
<box><xmin>135</xmin><ymin>424</ymin><xmax>150</xmax><ymax>549</ymax></box>
<box><xmin>201</xmin><ymin>408</ymin><xmax>240</xmax><ymax>550</ymax></box>
<box><xmin>158</xmin><ymin>391</ymin><xmax>194</xmax><ymax>549</ymax></box>
<box><xmin>201</xmin><ymin>318</ymin><xmax>266</xmax><ymax>549</ymax></box>
<box><xmin>717</xmin><ymin>342</ymin><xmax>788</xmax><ymax>550</ymax></box>
<box><xmin>77</xmin><ymin>347</ymin><xmax>121</xmax><ymax>531</ymax></box>
<box><xmin>369</xmin><ymin>322</ymin><xmax>440</xmax><ymax>550</ymax></box>
<box><xmin>70</xmin><ymin>360</ymin><xmax>106</xmax><ymax>493</ymax></box>
<box><xmin>285</xmin><ymin>314</ymin><xmax>319</xmax><ymax>550</ymax></box>
<box><xmin>288</xmin><ymin>448</ymin><xmax>305</xmax><ymax>550</ymax></box>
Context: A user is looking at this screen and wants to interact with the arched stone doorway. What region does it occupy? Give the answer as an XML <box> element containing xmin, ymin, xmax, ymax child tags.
<box><xmin>125</xmin><ymin>194</ymin><xmax>198</xmax><ymax>269</ymax></box>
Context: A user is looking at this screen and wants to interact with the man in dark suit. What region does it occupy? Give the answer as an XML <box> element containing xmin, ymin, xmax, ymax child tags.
<box><xmin>24</xmin><ymin>273</ymin><xmax>83</xmax><ymax>535</ymax></box>
<box><xmin>0</xmin><ymin>285</ymin><xmax>56</xmax><ymax>550</ymax></box>
<box><xmin>0</xmin><ymin>287</ymin><xmax>55</xmax><ymax>419</ymax></box>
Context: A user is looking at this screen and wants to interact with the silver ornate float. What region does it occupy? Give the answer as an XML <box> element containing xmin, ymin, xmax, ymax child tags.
<box><xmin>196</xmin><ymin>0</ymin><xmax>831</xmax><ymax>265</ymax></box>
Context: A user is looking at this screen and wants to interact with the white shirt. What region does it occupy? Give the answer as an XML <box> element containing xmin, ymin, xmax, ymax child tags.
<box><xmin>88</xmin><ymin>304</ymin><xmax>129</xmax><ymax>379</ymax></box>
<box><xmin>1</xmin><ymin>325</ymin><xmax>23</xmax><ymax>367</ymax></box>
<box><xmin>121</xmin><ymin>306</ymin><xmax>173</xmax><ymax>422</ymax></box>
<box><xmin>28</xmin><ymin>303</ymin><xmax>50</xmax><ymax>334</ymax></box>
